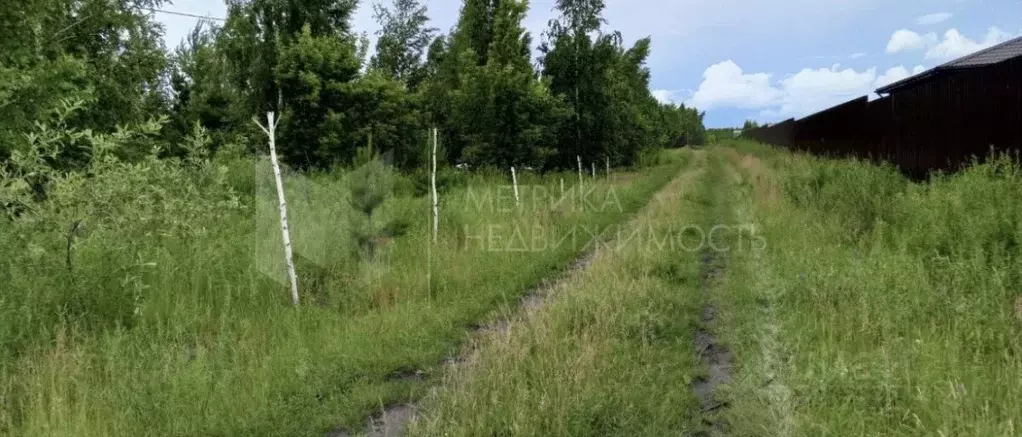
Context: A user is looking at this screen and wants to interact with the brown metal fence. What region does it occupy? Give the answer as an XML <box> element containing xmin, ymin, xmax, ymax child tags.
<box><xmin>744</xmin><ymin>57</ymin><xmax>1022</xmax><ymax>177</ymax></box>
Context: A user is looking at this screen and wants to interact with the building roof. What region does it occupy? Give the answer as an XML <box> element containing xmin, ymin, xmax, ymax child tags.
<box><xmin>941</xmin><ymin>34</ymin><xmax>1022</xmax><ymax>68</ymax></box>
<box><xmin>876</xmin><ymin>35</ymin><xmax>1022</xmax><ymax>94</ymax></box>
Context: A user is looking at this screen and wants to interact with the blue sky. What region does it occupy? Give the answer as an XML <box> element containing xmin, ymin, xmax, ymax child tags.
<box><xmin>155</xmin><ymin>0</ymin><xmax>1022</xmax><ymax>128</ymax></box>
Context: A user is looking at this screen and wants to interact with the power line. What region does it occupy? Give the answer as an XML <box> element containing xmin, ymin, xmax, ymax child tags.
<box><xmin>145</xmin><ymin>8</ymin><xmax>225</xmax><ymax>22</ymax></box>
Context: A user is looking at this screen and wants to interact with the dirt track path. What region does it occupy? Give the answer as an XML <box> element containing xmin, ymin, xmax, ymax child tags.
<box><xmin>689</xmin><ymin>150</ymin><xmax>737</xmax><ymax>436</ymax></box>
<box><xmin>330</xmin><ymin>153</ymin><xmax>705</xmax><ymax>437</ymax></box>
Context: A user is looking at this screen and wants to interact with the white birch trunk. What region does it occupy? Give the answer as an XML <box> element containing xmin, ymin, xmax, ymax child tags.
<box><xmin>255</xmin><ymin>112</ymin><xmax>299</xmax><ymax>306</ymax></box>
<box><xmin>606</xmin><ymin>157</ymin><xmax>610</xmax><ymax>177</ymax></box>
<box><xmin>577</xmin><ymin>155</ymin><xmax>584</xmax><ymax>211</ymax></box>
<box><xmin>431</xmin><ymin>128</ymin><xmax>439</xmax><ymax>245</ymax></box>
<box><xmin>511</xmin><ymin>166</ymin><xmax>520</xmax><ymax>206</ymax></box>
<box><xmin>576</xmin><ymin>155</ymin><xmax>583</xmax><ymax>188</ymax></box>
<box><xmin>560</xmin><ymin>178</ymin><xmax>564</xmax><ymax>197</ymax></box>
<box><xmin>591</xmin><ymin>162</ymin><xmax>596</xmax><ymax>179</ymax></box>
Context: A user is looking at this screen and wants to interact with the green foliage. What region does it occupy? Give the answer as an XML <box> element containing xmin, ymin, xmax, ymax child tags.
<box><xmin>275</xmin><ymin>24</ymin><xmax>362</xmax><ymax>167</ymax></box>
<box><xmin>331</xmin><ymin>71</ymin><xmax>428</xmax><ymax>170</ymax></box>
<box><xmin>450</xmin><ymin>0</ymin><xmax>567</xmax><ymax>170</ymax></box>
<box><xmin>370</xmin><ymin>0</ymin><xmax>438</xmax><ymax>88</ymax></box>
<box><xmin>165</xmin><ymin>21</ymin><xmax>242</xmax><ymax>156</ymax></box>
<box><xmin>1</xmin><ymin>113</ymin><xmax>242</xmax><ymax>356</ymax></box>
<box><xmin>0</xmin><ymin>0</ymin><xmax>169</xmax><ymax>162</ymax></box>
<box><xmin>450</xmin><ymin>0</ymin><xmax>502</xmax><ymax>68</ymax></box>
<box><xmin>706</xmin><ymin>127</ymin><xmax>738</xmax><ymax>144</ymax></box>
<box><xmin>407</xmin><ymin>151</ymin><xmax>700</xmax><ymax>437</ymax></box>
<box><xmin>347</xmin><ymin>146</ymin><xmax>408</xmax><ymax>259</ymax></box>
<box><xmin>538</xmin><ymin>0</ymin><xmax>702</xmax><ymax>168</ymax></box>
<box><xmin>0</xmin><ymin>0</ymin><xmax>709</xmax><ymax>433</ymax></box>
<box><xmin>219</xmin><ymin>0</ymin><xmax>358</xmax><ymax>115</ymax></box>
<box><xmin>0</xmin><ymin>130</ymin><xmax>684</xmax><ymax>436</ymax></box>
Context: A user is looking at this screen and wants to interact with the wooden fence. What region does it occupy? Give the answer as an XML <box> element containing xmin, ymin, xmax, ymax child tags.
<box><xmin>745</xmin><ymin>56</ymin><xmax>1022</xmax><ymax>177</ymax></box>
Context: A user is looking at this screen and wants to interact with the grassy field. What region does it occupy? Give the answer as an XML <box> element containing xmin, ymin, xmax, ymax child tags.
<box><xmin>4</xmin><ymin>141</ymin><xmax>1020</xmax><ymax>437</ymax></box>
<box><xmin>409</xmin><ymin>143</ymin><xmax>1022</xmax><ymax>437</ymax></box>
<box><xmin>408</xmin><ymin>150</ymin><xmax>711</xmax><ymax>437</ymax></box>
<box><xmin>716</xmin><ymin>142</ymin><xmax>1022</xmax><ymax>436</ymax></box>
<box><xmin>0</xmin><ymin>151</ymin><xmax>686</xmax><ymax>436</ymax></box>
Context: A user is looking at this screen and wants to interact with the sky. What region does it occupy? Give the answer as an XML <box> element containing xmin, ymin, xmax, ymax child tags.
<box><xmin>155</xmin><ymin>0</ymin><xmax>1022</xmax><ymax>128</ymax></box>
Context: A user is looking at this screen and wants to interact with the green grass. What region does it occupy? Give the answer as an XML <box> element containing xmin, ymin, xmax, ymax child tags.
<box><xmin>0</xmin><ymin>150</ymin><xmax>685</xmax><ymax>437</ymax></box>
<box><xmin>13</xmin><ymin>141</ymin><xmax>1016</xmax><ymax>437</ymax></box>
<box><xmin>408</xmin><ymin>150</ymin><xmax>710</xmax><ymax>437</ymax></box>
<box><xmin>715</xmin><ymin>142</ymin><xmax>1022</xmax><ymax>437</ymax></box>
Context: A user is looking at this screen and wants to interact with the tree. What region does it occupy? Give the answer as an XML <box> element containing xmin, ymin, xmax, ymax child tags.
<box><xmin>450</xmin><ymin>0</ymin><xmax>501</xmax><ymax>67</ymax></box>
<box><xmin>274</xmin><ymin>24</ymin><xmax>362</xmax><ymax>167</ymax></box>
<box><xmin>347</xmin><ymin>145</ymin><xmax>408</xmax><ymax>260</ymax></box>
<box><xmin>540</xmin><ymin>0</ymin><xmax>703</xmax><ymax>167</ymax></box>
<box><xmin>219</xmin><ymin>0</ymin><xmax>358</xmax><ymax>117</ymax></box>
<box><xmin>0</xmin><ymin>0</ymin><xmax>169</xmax><ymax>167</ymax></box>
<box><xmin>165</xmin><ymin>21</ymin><xmax>240</xmax><ymax>156</ymax></box>
<box><xmin>438</xmin><ymin>0</ymin><xmax>566</xmax><ymax>169</ymax></box>
<box><xmin>540</xmin><ymin>0</ymin><xmax>619</xmax><ymax>168</ymax></box>
<box><xmin>369</xmin><ymin>0</ymin><xmax>438</xmax><ymax>89</ymax></box>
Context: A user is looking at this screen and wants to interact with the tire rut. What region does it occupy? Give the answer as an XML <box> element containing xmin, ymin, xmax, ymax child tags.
<box><xmin>326</xmin><ymin>167</ymin><xmax>692</xmax><ymax>437</ymax></box>
<box><xmin>326</xmin><ymin>251</ymin><xmax>599</xmax><ymax>437</ymax></box>
<box><xmin>691</xmin><ymin>197</ymin><xmax>733</xmax><ymax>434</ymax></box>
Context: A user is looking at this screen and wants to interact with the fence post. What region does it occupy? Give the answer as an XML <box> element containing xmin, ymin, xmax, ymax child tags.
<box><xmin>511</xmin><ymin>166</ymin><xmax>520</xmax><ymax>207</ymax></box>
<box><xmin>254</xmin><ymin>112</ymin><xmax>299</xmax><ymax>306</ymax></box>
<box><xmin>576</xmin><ymin>155</ymin><xmax>584</xmax><ymax>211</ymax></box>
<box><xmin>431</xmin><ymin>128</ymin><xmax>439</xmax><ymax>245</ymax></box>
<box><xmin>576</xmin><ymin>155</ymin><xmax>583</xmax><ymax>188</ymax></box>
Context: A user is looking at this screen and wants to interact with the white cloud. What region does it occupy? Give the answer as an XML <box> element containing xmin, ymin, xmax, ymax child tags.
<box><xmin>917</xmin><ymin>12</ymin><xmax>953</xmax><ymax>26</ymax></box>
<box><xmin>685</xmin><ymin>60</ymin><xmax>781</xmax><ymax>110</ymax></box>
<box><xmin>850</xmin><ymin>52</ymin><xmax>867</xmax><ymax>59</ymax></box>
<box><xmin>874</xmin><ymin>66</ymin><xmax>911</xmax><ymax>88</ymax></box>
<box><xmin>687</xmin><ymin>60</ymin><xmax>883</xmax><ymax>119</ymax></box>
<box><xmin>652</xmin><ymin>89</ymin><xmax>681</xmax><ymax>104</ymax></box>
<box><xmin>886</xmin><ymin>29</ymin><xmax>938</xmax><ymax>53</ymax></box>
<box><xmin>768</xmin><ymin>65</ymin><xmax>877</xmax><ymax>117</ymax></box>
<box><xmin>873</xmin><ymin>64</ymin><xmax>930</xmax><ymax>88</ymax></box>
<box><xmin>925</xmin><ymin>27</ymin><xmax>1016</xmax><ymax>61</ymax></box>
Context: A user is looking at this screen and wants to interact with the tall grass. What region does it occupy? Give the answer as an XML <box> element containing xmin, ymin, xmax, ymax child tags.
<box><xmin>409</xmin><ymin>149</ymin><xmax>707</xmax><ymax>437</ymax></box>
<box><xmin>0</xmin><ymin>149</ymin><xmax>684</xmax><ymax>436</ymax></box>
<box><xmin>718</xmin><ymin>143</ymin><xmax>1022</xmax><ymax>436</ymax></box>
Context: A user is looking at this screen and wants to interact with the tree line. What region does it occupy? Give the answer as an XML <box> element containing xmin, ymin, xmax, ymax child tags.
<box><xmin>0</xmin><ymin>0</ymin><xmax>706</xmax><ymax>174</ymax></box>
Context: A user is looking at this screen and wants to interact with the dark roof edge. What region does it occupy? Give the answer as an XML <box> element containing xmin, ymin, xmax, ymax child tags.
<box><xmin>935</xmin><ymin>34</ymin><xmax>1022</xmax><ymax>69</ymax></box>
<box><xmin>875</xmin><ymin>69</ymin><xmax>938</xmax><ymax>94</ymax></box>
<box><xmin>876</xmin><ymin>35</ymin><xmax>1022</xmax><ymax>94</ymax></box>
